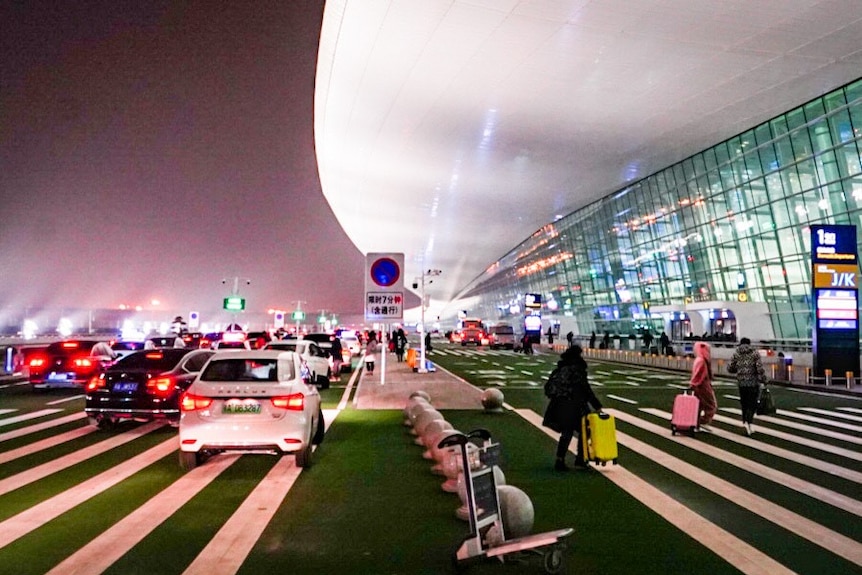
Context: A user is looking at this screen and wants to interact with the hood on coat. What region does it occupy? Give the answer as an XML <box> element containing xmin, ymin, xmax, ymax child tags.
<box><xmin>693</xmin><ymin>341</ymin><xmax>711</xmax><ymax>362</ymax></box>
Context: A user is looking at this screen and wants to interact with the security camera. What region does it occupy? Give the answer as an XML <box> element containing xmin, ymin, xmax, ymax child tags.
<box><xmin>412</xmin><ymin>282</ymin><xmax>418</xmax><ymax>289</ymax></box>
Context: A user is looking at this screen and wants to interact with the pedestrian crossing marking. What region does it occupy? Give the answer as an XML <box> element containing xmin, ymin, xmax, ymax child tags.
<box><xmin>639</xmin><ymin>408</ymin><xmax>862</xmax><ymax>484</ymax></box>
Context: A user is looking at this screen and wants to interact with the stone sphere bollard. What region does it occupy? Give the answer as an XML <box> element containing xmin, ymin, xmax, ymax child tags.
<box><xmin>422</xmin><ymin>419</ymin><xmax>453</xmax><ymax>459</ymax></box>
<box><xmin>481</xmin><ymin>388</ymin><xmax>505</xmax><ymax>413</ymax></box>
<box><xmin>404</xmin><ymin>398</ymin><xmax>431</xmax><ymax>428</ymax></box>
<box><xmin>497</xmin><ymin>485</ymin><xmax>534</xmax><ymax>539</ymax></box>
<box><xmin>442</xmin><ymin>442</ymin><xmax>477</xmax><ymax>493</ymax></box>
<box><xmin>409</xmin><ymin>390</ymin><xmax>431</xmax><ymax>402</ymax></box>
<box><xmin>409</xmin><ymin>404</ymin><xmax>438</xmax><ymax>436</ymax></box>
<box><xmin>412</xmin><ymin>409</ymin><xmax>444</xmax><ymax>444</ymax></box>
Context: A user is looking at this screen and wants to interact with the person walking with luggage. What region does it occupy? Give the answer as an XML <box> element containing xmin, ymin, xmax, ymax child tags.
<box><xmin>659</xmin><ymin>331</ymin><xmax>670</xmax><ymax>355</ymax></box>
<box><xmin>542</xmin><ymin>345</ymin><xmax>604</xmax><ymax>471</ymax></box>
<box><xmin>688</xmin><ymin>341</ymin><xmax>717</xmax><ymax>431</ymax></box>
<box><xmin>727</xmin><ymin>337</ymin><xmax>767</xmax><ymax>436</ymax></box>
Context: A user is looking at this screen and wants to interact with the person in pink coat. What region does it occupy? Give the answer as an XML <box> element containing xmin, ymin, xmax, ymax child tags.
<box><xmin>689</xmin><ymin>341</ymin><xmax>718</xmax><ymax>431</ymax></box>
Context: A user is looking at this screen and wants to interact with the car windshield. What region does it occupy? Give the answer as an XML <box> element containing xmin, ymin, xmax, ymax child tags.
<box><xmin>200</xmin><ymin>358</ymin><xmax>285</xmax><ymax>382</ymax></box>
<box><xmin>115</xmin><ymin>350</ymin><xmax>185</xmax><ymax>370</ymax></box>
<box><xmin>266</xmin><ymin>342</ymin><xmax>299</xmax><ymax>352</ymax></box>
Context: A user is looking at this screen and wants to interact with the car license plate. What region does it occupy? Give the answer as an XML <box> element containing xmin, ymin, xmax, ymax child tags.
<box><xmin>222</xmin><ymin>399</ymin><xmax>262</xmax><ymax>414</ymax></box>
<box><xmin>47</xmin><ymin>372</ymin><xmax>72</xmax><ymax>381</ymax></box>
<box><xmin>113</xmin><ymin>382</ymin><xmax>138</xmax><ymax>392</ymax></box>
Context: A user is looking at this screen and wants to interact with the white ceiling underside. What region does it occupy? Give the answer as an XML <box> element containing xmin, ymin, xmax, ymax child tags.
<box><xmin>314</xmin><ymin>0</ymin><xmax>862</xmax><ymax>318</ymax></box>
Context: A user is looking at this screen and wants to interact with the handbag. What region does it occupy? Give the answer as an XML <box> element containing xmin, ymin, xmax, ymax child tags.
<box><xmin>756</xmin><ymin>386</ymin><xmax>776</xmax><ymax>415</ymax></box>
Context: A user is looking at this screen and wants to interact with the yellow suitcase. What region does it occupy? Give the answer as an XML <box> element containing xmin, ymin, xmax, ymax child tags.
<box><xmin>581</xmin><ymin>412</ymin><xmax>618</xmax><ymax>466</ymax></box>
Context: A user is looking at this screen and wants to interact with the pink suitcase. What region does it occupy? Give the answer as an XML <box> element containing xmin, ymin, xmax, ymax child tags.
<box><xmin>671</xmin><ymin>390</ymin><xmax>700</xmax><ymax>436</ymax></box>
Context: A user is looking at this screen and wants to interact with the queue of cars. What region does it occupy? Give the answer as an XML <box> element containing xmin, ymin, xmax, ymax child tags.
<box><xmin>23</xmin><ymin>329</ymin><xmax>356</xmax><ymax>470</ymax></box>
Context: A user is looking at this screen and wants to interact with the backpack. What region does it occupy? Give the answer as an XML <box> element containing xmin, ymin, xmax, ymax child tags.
<box><xmin>544</xmin><ymin>368</ymin><xmax>563</xmax><ymax>398</ymax></box>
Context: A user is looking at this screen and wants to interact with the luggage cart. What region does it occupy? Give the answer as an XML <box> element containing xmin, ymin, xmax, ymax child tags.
<box><xmin>438</xmin><ymin>429</ymin><xmax>573</xmax><ymax>574</ymax></box>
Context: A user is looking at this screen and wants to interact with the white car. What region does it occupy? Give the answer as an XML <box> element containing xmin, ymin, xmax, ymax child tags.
<box><xmin>263</xmin><ymin>339</ymin><xmax>331</xmax><ymax>388</ymax></box>
<box><xmin>178</xmin><ymin>350</ymin><xmax>324</xmax><ymax>470</ymax></box>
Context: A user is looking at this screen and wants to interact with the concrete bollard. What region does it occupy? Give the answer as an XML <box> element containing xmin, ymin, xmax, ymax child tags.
<box><xmin>455</xmin><ymin>465</ymin><xmax>506</xmax><ymax>521</ymax></box>
<box><xmin>412</xmin><ymin>409</ymin><xmax>444</xmax><ymax>444</ymax></box>
<box><xmin>404</xmin><ymin>398</ymin><xmax>431</xmax><ymax>428</ymax></box>
<box><xmin>486</xmin><ymin>485</ymin><xmax>534</xmax><ymax>545</ymax></box>
<box><xmin>481</xmin><ymin>388</ymin><xmax>505</xmax><ymax>413</ymax></box>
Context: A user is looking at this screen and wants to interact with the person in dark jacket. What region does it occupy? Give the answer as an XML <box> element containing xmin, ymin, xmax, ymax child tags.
<box><xmin>727</xmin><ymin>337</ymin><xmax>767</xmax><ymax>436</ymax></box>
<box><xmin>542</xmin><ymin>345</ymin><xmax>603</xmax><ymax>471</ymax></box>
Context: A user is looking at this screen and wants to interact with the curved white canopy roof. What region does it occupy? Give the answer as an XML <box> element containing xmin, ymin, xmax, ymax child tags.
<box><xmin>314</xmin><ymin>0</ymin><xmax>862</xmax><ymax>319</ymax></box>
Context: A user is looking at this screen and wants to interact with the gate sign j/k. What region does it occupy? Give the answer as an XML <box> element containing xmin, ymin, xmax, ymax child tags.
<box><xmin>365</xmin><ymin>253</ymin><xmax>404</xmax><ymax>320</ymax></box>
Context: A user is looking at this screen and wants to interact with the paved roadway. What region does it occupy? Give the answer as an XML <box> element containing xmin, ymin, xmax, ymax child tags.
<box><xmin>0</xmin><ymin>344</ymin><xmax>861</xmax><ymax>574</ymax></box>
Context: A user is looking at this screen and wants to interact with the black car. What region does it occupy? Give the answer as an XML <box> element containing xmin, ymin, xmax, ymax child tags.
<box><xmin>29</xmin><ymin>339</ymin><xmax>113</xmax><ymax>390</ymax></box>
<box><xmin>85</xmin><ymin>348</ymin><xmax>215</xmax><ymax>429</ymax></box>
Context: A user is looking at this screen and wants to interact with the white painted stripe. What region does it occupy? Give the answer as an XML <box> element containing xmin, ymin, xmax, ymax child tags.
<box><xmin>773</xmin><ymin>409</ymin><xmax>862</xmax><ymax>432</ymax></box>
<box><xmin>0</xmin><ymin>409</ymin><xmax>16</xmax><ymax>415</ymax></box>
<box><xmin>786</xmin><ymin>388</ymin><xmax>862</xmax><ymax>401</ymax></box>
<box><xmin>838</xmin><ymin>407</ymin><xmax>862</xmax><ymax>413</ymax></box>
<box><xmin>609</xmin><ymin>425</ymin><xmax>862</xmax><ymax>566</ymax></box>
<box><xmin>504</xmin><ymin>366</ymin><xmax>515</xmax><ymax>371</ymax></box>
<box><xmin>0</xmin><ymin>421</ymin><xmax>165</xmax><ymax>496</ymax></box>
<box><xmin>0</xmin><ymin>437</ymin><xmax>177</xmax><ymax>549</ymax></box>
<box><xmin>617</xmin><ymin>381</ymin><xmax>641</xmax><ymax>387</ymax></box>
<box><xmin>45</xmin><ymin>454</ymin><xmax>241</xmax><ymax>575</ymax></box>
<box><xmin>640</xmin><ymin>408</ymin><xmax>862</xmax><ymax>484</ymax></box>
<box><xmin>514</xmin><ymin>408</ymin><xmax>795</xmax><ymax>575</ymax></box>
<box><xmin>627</xmin><ymin>376</ymin><xmax>648</xmax><ymax>383</ymax></box>
<box><xmin>719</xmin><ymin>408</ymin><xmax>862</xmax><ymax>445</ymax></box>
<box><xmin>800</xmin><ymin>407</ymin><xmax>862</xmax><ymax>423</ymax></box>
<box><xmin>0</xmin><ymin>409</ymin><xmax>63</xmax><ymax>427</ymax></box>
<box><xmin>0</xmin><ymin>381</ymin><xmax>29</xmax><ymax>389</ymax></box>
<box><xmin>46</xmin><ymin>395</ymin><xmax>85</xmax><ymax>405</ymax></box>
<box><xmin>182</xmin><ymin>456</ymin><xmax>302</xmax><ymax>575</ymax></box>
<box><xmin>709</xmin><ymin>412</ymin><xmax>862</xmax><ymax>462</ymax></box>
<box><xmin>519</xmin><ymin>370</ymin><xmax>534</xmax><ymax>376</ymax></box>
<box><xmin>668</xmin><ymin>384</ymin><xmax>690</xmax><ymax>390</ymax></box>
<box><xmin>0</xmin><ymin>412</ymin><xmax>87</xmax><ymax>443</ymax></box>
<box><xmin>0</xmin><ymin>426</ymin><xmax>95</xmax><ymax>465</ymax></box>
<box><xmin>606</xmin><ymin>395</ymin><xmax>638</xmax><ymax>405</ymax></box>
<box><xmin>613</xmin><ymin>410</ymin><xmax>862</xmax><ymax>517</ymax></box>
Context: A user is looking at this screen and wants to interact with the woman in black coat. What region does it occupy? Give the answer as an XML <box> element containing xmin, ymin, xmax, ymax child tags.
<box><xmin>542</xmin><ymin>345</ymin><xmax>603</xmax><ymax>471</ymax></box>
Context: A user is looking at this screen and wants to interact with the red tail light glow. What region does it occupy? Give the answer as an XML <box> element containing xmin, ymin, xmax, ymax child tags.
<box><xmin>73</xmin><ymin>357</ymin><xmax>94</xmax><ymax>368</ymax></box>
<box><xmin>145</xmin><ymin>352</ymin><xmax>164</xmax><ymax>360</ymax></box>
<box><xmin>29</xmin><ymin>357</ymin><xmax>45</xmax><ymax>368</ymax></box>
<box><xmin>62</xmin><ymin>342</ymin><xmax>80</xmax><ymax>349</ymax></box>
<box><xmin>271</xmin><ymin>393</ymin><xmax>304</xmax><ymax>411</ymax></box>
<box><xmin>147</xmin><ymin>376</ymin><xmax>175</xmax><ymax>394</ymax></box>
<box><xmin>180</xmin><ymin>393</ymin><xmax>213</xmax><ymax>412</ymax></box>
<box><xmin>87</xmin><ymin>375</ymin><xmax>106</xmax><ymax>391</ymax></box>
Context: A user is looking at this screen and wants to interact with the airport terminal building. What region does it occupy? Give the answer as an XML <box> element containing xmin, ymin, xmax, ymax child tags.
<box><xmin>461</xmin><ymin>78</ymin><xmax>862</xmax><ymax>345</ymax></box>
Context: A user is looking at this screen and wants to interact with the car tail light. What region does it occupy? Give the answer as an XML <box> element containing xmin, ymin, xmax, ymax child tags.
<box><xmin>62</xmin><ymin>342</ymin><xmax>80</xmax><ymax>349</ymax></box>
<box><xmin>86</xmin><ymin>375</ymin><xmax>106</xmax><ymax>391</ymax></box>
<box><xmin>145</xmin><ymin>352</ymin><xmax>164</xmax><ymax>360</ymax></box>
<box><xmin>147</xmin><ymin>376</ymin><xmax>175</xmax><ymax>395</ymax></box>
<box><xmin>271</xmin><ymin>393</ymin><xmax>304</xmax><ymax>411</ymax></box>
<box><xmin>29</xmin><ymin>357</ymin><xmax>45</xmax><ymax>368</ymax></box>
<box><xmin>73</xmin><ymin>357</ymin><xmax>94</xmax><ymax>368</ymax></box>
<box><xmin>180</xmin><ymin>393</ymin><xmax>213</xmax><ymax>412</ymax></box>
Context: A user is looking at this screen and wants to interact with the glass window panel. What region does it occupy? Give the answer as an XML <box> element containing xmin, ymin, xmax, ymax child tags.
<box><xmin>804</xmin><ymin>100</ymin><xmax>826</xmax><ymax>122</ymax></box>
<box><xmin>844</xmin><ymin>79</ymin><xmax>862</xmax><ymax>106</ymax></box>
<box><xmin>786</xmin><ymin>108</ymin><xmax>807</xmax><ymax>132</ymax></box>
<box><xmin>774</xmin><ymin>136</ymin><xmax>795</xmax><ymax>171</ymax></box>
<box><xmin>770</xmin><ymin>198</ymin><xmax>793</xmax><ymax>228</ymax></box>
<box><xmin>809</xmin><ymin>120</ymin><xmax>834</xmax><ymax>155</ymax></box>
<box><xmin>824</xmin><ymin>90</ymin><xmax>847</xmax><ymax>113</ymax></box>
<box><xmin>795</xmin><ymin>158</ymin><xmax>819</xmax><ymax>191</ymax></box>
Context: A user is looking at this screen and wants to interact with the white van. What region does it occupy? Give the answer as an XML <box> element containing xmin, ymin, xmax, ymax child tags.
<box><xmin>489</xmin><ymin>323</ymin><xmax>516</xmax><ymax>349</ymax></box>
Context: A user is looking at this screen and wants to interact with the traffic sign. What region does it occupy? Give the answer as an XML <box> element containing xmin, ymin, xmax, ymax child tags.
<box><xmin>223</xmin><ymin>297</ymin><xmax>245</xmax><ymax>311</ymax></box>
<box><xmin>366</xmin><ymin>252</ymin><xmax>404</xmax><ymax>320</ymax></box>
<box><xmin>189</xmin><ymin>311</ymin><xmax>200</xmax><ymax>329</ymax></box>
<box><xmin>292</xmin><ymin>310</ymin><xmax>306</xmax><ymax>321</ymax></box>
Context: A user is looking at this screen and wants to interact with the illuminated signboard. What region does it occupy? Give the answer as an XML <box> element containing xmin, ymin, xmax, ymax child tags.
<box><xmin>811</xmin><ymin>224</ymin><xmax>857</xmax><ymax>264</ymax></box>
<box><xmin>524</xmin><ymin>293</ymin><xmax>542</xmax><ymax>309</ymax></box>
<box><xmin>816</xmin><ymin>289</ymin><xmax>858</xmax><ymax>329</ymax></box>
<box><xmin>811</xmin><ymin>224</ymin><xmax>860</xmax><ymax>378</ymax></box>
<box><xmin>524</xmin><ymin>315</ymin><xmax>542</xmax><ymax>331</ymax></box>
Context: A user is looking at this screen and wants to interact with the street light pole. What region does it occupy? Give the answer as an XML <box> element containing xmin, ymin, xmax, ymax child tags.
<box><xmin>418</xmin><ymin>269</ymin><xmax>441</xmax><ymax>373</ymax></box>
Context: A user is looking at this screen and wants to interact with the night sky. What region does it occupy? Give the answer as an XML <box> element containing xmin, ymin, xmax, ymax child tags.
<box><xmin>0</xmin><ymin>1</ymin><xmax>366</xmax><ymax>327</ymax></box>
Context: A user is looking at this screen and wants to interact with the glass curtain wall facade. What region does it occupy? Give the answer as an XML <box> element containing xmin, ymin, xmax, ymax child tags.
<box><xmin>463</xmin><ymin>78</ymin><xmax>862</xmax><ymax>343</ymax></box>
